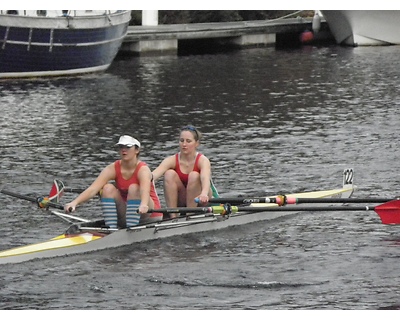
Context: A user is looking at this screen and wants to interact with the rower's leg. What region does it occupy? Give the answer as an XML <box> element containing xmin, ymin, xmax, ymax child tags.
<box><xmin>164</xmin><ymin>169</ymin><xmax>186</xmax><ymax>217</ymax></box>
<box><xmin>126</xmin><ymin>199</ymin><xmax>141</xmax><ymax>227</ymax></box>
<box><xmin>186</xmin><ymin>171</ymin><xmax>202</xmax><ymax>207</ymax></box>
<box><xmin>101</xmin><ymin>198</ymin><xmax>118</xmax><ymax>229</ymax></box>
<box><xmin>102</xmin><ymin>183</ymin><xmax>125</xmax><ymax>229</ymax></box>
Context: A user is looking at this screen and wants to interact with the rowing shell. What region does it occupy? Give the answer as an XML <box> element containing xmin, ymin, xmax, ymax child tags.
<box><xmin>0</xmin><ymin>168</ymin><xmax>355</xmax><ymax>265</ymax></box>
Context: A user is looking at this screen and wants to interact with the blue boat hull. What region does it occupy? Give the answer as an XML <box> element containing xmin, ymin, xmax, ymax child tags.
<box><xmin>0</xmin><ymin>10</ymin><xmax>131</xmax><ymax>78</ymax></box>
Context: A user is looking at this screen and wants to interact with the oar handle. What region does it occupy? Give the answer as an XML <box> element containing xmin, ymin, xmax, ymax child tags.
<box><xmin>0</xmin><ymin>189</ymin><xmax>65</xmax><ymax>210</ymax></box>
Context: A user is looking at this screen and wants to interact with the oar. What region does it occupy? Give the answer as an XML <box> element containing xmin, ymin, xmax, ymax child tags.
<box><xmin>372</xmin><ymin>200</ymin><xmax>400</xmax><ymax>225</ymax></box>
<box><xmin>64</xmin><ymin>186</ymin><xmax>86</xmax><ymax>193</ymax></box>
<box><xmin>50</xmin><ymin>210</ymin><xmax>91</xmax><ymax>223</ymax></box>
<box><xmin>49</xmin><ymin>181</ymin><xmax>85</xmax><ymax>194</ymax></box>
<box><xmin>48</xmin><ymin>179</ymin><xmax>65</xmax><ymax>203</ymax></box>
<box><xmin>208</xmin><ymin>196</ymin><xmax>398</xmax><ymax>205</ymax></box>
<box><xmin>50</xmin><ymin>180</ymin><xmax>96</xmax><ymax>196</ymax></box>
<box><xmin>149</xmin><ymin>200</ymin><xmax>400</xmax><ymax>224</ymax></box>
<box><xmin>0</xmin><ymin>189</ymin><xmax>65</xmax><ymax>210</ymax></box>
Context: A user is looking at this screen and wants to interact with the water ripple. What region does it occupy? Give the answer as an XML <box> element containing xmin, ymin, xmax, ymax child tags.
<box><xmin>2</xmin><ymin>46</ymin><xmax>400</xmax><ymax>309</ymax></box>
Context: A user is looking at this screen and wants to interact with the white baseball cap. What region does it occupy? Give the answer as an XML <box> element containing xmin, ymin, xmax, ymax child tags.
<box><xmin>115</xmin><ymin>135</ymin><xmax>141</xmax><ymax>148</ymax></box>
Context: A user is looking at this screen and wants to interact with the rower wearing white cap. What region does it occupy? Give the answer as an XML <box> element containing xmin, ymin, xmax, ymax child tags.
<box><xmin>64</xmin><ymin>135</ymin><xmax>162</xmax><ymax>228</ymax></box>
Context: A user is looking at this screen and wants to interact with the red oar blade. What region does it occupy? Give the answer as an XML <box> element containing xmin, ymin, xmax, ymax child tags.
<box><xmin>375</xmin><ymin>200</ymin><xmax>400</xmax><ymax>224</ymax></box>
<box><xmin>48</xmin><ymin>179</ymin><xmax>65</xmax><ymax>203</ymax></box>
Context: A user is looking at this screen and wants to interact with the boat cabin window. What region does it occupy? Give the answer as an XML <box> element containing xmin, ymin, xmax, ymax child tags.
<box><xmin>6</xmin><ymin>10</ymin><xmax>18</xmax><ymax>15</ymax></box>
<box><xmin>37</xmin><ymin>10</ymin><xmax>47</xmax><ymax>17</ymax></box>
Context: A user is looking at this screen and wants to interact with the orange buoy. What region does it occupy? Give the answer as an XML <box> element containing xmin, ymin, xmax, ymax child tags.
<box><xmin>300</xmin><ymin>31</ymin><xmax>314</xmax><ymax>43</ymax></box>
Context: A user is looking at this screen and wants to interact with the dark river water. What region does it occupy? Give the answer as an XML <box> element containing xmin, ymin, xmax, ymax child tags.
<box><xmin>1</xmin><ymin>43</ymin><xmax>400</xmax><ymax>311</ymax></box>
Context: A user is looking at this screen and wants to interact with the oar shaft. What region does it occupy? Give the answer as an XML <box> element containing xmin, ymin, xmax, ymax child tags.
<box><xmin>208</xmin><ymin>197</ymin><xmax>279</xmax><ymax>205</ymax></box>
<box><xmin>64</xmin><ymin>187</ymin><xmax>86</xmax><ymax>193</ymax></box>
<box><xmin>209</xmin><ymin>197</ymin><xmax>397</xmax><ymax>205</ymax></box>
<box><xmin>236</xmin><ymin>205</ymin><xmax>378</xmax><ymax>212</ymax></box>
<box><xmin>291</xmin><ymin>198</ymin><xmax>397</xmax><ymax>204</ymax></box>
<box><xmin>149</xmin><ymin>207</ymin><xmax>213</xmax><ymax>214</ymax></box>
<box><xmin>0</xmin><ymin>189</ymin><xmax>64</xmax><ymax>210</ymax></box>
<box><xmin>150</xmin><ymin>204</ymin><xmax>380</xmax><ymax>215</ymax></box>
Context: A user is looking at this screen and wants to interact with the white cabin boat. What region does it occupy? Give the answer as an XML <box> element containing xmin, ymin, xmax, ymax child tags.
<box><xmin>320</xmin><ymin>10</ymin><xmax>400</xmax><ymax>46</ymax></box>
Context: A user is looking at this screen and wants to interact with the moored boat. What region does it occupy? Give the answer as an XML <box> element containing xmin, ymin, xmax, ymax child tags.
<box><xmin>320</xmin><ymin>10</ymin><xmax>400</xmax><ymax>46</ymax></box>
<box><xmin>0</xmin><ymin>10</ymin><xmax>131</xmax><ymax>78</ymax></box>
<box><xmin>0</xmin><ymin>168</ymin><xmax>356</xmax><ymax>265</ymax></box>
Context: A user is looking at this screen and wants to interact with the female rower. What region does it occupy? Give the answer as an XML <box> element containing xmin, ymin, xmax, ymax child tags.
<box><xmin>152</xmin><ymin>125</ymin><xmax>218</xmax><ymax>217</ymax></box>
<box><xmin>64</xmin><ymin>135</ymin><xmax>162</xmax><ymax>229</ymax></box>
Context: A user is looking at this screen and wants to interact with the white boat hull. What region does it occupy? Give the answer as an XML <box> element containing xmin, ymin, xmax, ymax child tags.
<box><xmin>320</xmin><ymin>10</ymin><xmax>400</xmax><ymax>46</ymax></box>
<box><xmin>0</xmin><ymin>169</ymin><xmax>355</xmax><ymax>265</ymax></box>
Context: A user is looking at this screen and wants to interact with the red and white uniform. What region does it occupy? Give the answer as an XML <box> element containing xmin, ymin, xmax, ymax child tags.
<box><xmin>114</xmin><ymin>160</ymin><xmax>161</xmax><ymax>211</ymax></box>
<box><xmin>174</xmin><ymin>153</ymin><xmax>202</xmax><ymax>187</ymax></box>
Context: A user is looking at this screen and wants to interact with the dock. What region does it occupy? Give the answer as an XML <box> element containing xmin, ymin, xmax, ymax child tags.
<box><xmin>120</xmin><ymin>18</ymin><xmax>332</xmax><ymax>55</ymax></box>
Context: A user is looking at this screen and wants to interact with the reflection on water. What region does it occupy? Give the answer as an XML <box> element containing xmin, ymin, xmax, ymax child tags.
<box><xmin>1</xmin><ymin>46</ymin><xmax>400</xmax><ymax>196</ymax></box>
<box><xmin>1</xmin><ymin>45</ymin><xmax>400</xmax><ymax>309</ymax></box>
<box><xmin>1</xmin><ymin>46</ymin><xmax>400</xmax><ymax>195</ymax></box>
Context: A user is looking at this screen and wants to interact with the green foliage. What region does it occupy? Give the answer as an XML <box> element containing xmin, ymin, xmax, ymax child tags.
<box><xmin>187</xmin><ymin>10</ymin><xmax>243</xmax><ymax>23</ymax></box>
<box><xmin>130</xmin><ymin>10</ymin><xmax>142</xmax><ymax>25</ymax></box>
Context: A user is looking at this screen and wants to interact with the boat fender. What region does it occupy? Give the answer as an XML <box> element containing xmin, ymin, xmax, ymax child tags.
<box><xmin>312</xmin><ymin>11</ymin><xmax>321</xmax><ymax>33</ymax></box>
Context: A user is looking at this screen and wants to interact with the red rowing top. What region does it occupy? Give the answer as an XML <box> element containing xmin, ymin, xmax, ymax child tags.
<box><xmin>114</xmin><ymin>160</ymin><xmax>161</xmax><ymax>210</ymax></box>
<box><xmin>175</xmin><ymin>153</ymin><xmax>202</xmax><ymax>187</ymax></box>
